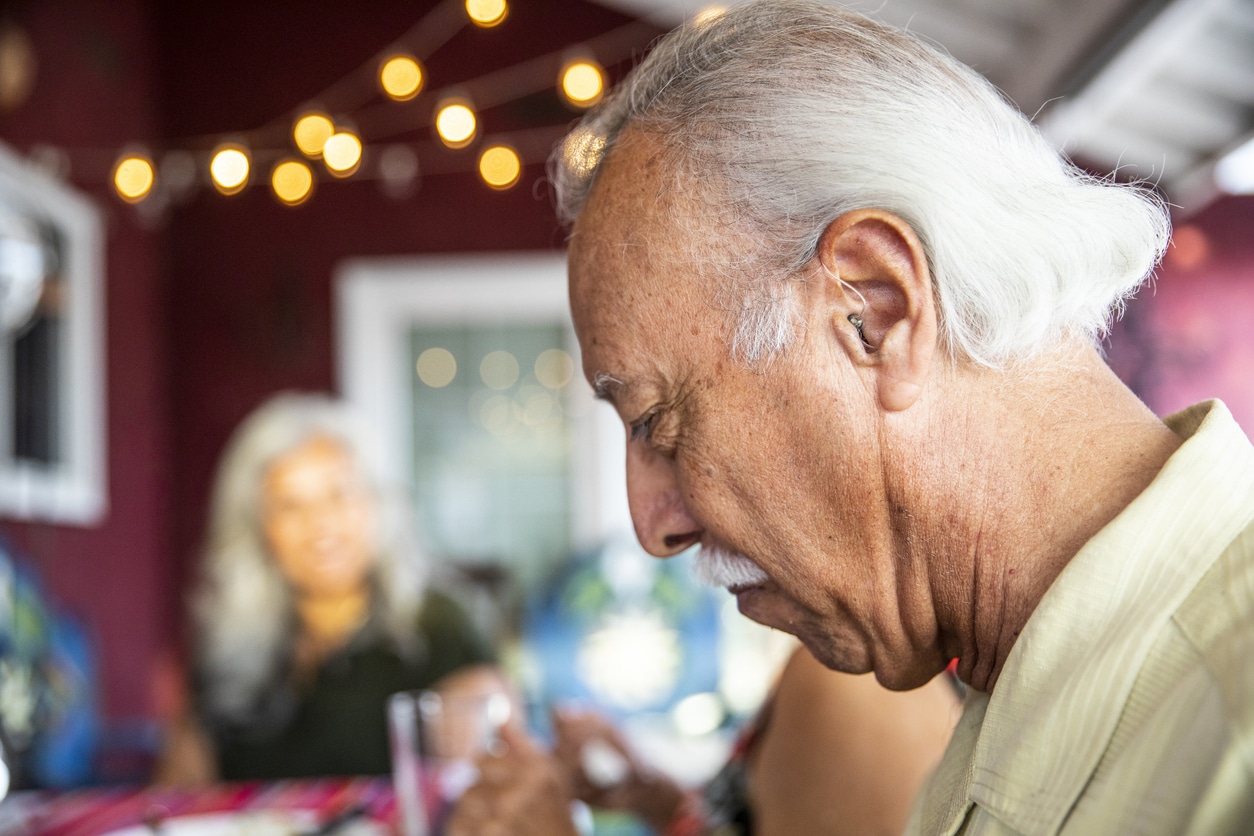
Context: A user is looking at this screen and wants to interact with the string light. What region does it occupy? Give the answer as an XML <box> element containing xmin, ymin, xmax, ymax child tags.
<box><xmin>209</xmin><ymin>144</ymin><xmax>250</xmax><ymax>195</ymax></box>
<box><xmin>379</xmin><ymin>144</ymin><xmax>420</xmax><ymax>198</ymax></box>
<box><xmin>113</xmin><ymin>154</ymin><xmax>155</xmax><ymax>203</ymax></box>
<box><xmin>293</xmin><ymin>111</ymin><xmax>335</xmax><ymax>158</ymax></box>
<box><xmin>436</xmin><ymin>101</ymin><xmax>477</xmax><ymax>149</ymax></box>
<box><xmin>562</xmin><ymin>128</ymin><xmax>607</xmax><ymax>179</ymax></box>
<box><xmin>478</xmin><ymin>144</ymin><xmax>521</xmax><ymax>189</ymax></box>
<box><xmin>466</xmin><ymin>0</ymin><xmax>508</xmax><ymax>27</ymax></box>
<box><xmin>379</xmin><ymin>54</ymin><xmax>424</xmax><ymax>101</ymax></box>
<box><xmin>560</xmin><ymin>59</ymin><xmax>604</xmax><ymax>108</ymax></box>
<box><xmin>323</xmin><ymin>130</ymin><xmax>363</xmax><ymax>176</ymax></box>
<box><xmin>693</xmin><ymin>5</ymin><xmax>727</xmax><ymax>25</ymax></box>
<box><xmin>85</xmin><ymin>9</ymin><xmax>658</xmax><ymax>211</ymax></box>
<box><xmin>271</xmin><ymin>159</ymin><xmax>314</xmax><ymax>205</ymax></box>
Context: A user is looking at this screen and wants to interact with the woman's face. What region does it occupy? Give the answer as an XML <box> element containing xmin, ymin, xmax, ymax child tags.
<box><xmin>261</xmin><ymin>436</ymin><xmax>377</xmax><ymax>600</ymax></box>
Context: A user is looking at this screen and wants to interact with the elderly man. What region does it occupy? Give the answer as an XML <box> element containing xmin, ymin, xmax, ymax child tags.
<box><xmin>450</xmin><ymin>2</ymin><xmax>1254</xmax><ymax>834</ymax></box>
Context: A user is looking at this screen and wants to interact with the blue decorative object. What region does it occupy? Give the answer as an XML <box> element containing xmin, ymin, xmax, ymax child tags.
<box><xmin>0</xmin><ymin>540</ymin><xmax>100</xmax><ymax>789</ymax></box>
<box><xmin>525</xmin><ymin>539</ymin><xmax>721</xmax><ymax>722</ymax></box>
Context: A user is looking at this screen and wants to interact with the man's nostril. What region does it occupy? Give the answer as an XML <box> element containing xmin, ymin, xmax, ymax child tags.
<box><xmin>663</xmin><ymin>532</ymin><xmax>700</xmax><ymax>550</ymax></box>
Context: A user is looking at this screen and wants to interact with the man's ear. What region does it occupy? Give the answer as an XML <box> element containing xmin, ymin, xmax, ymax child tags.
<box><xmin>815</xmin><ymin>209</ymin><xmax>938</xmax><ymax>412</ymax></box>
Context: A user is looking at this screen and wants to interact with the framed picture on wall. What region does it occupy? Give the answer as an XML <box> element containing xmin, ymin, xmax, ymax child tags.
<box><xmin>0</xmin><ymin>142</ymin><xmax>106</xmax><ymax>524</ymax></box>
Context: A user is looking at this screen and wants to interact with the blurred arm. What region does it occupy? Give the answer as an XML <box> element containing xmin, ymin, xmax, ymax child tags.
<box><xmin>749</xmin><ymin>649</ymin><xmax>959</xmax><ymax>836</ymax></box>
<box><xmin>151</xmin><ymin>706</ymin><xmax>219</xmax><ymax>788</ymax></box>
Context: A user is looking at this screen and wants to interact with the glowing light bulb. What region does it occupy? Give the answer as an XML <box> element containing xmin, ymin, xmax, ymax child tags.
<box><xmin>271</xmin><ymin>159</ymin><xmax>313</xmax><ymax>206</ymax></box>
<box><xmin>380</xmin><ymin>54</ymin><xmax>424</xmax><ymax>101</ymax></box>
<box><xmin>209</xmin><ymin>145</ymin><xmax>250</xmax><ymax>195</ymax></box>
<box><xmin>562</xmin><ymin>128</ymin><xmax>606</xmax><ymax>179</ymax></box>
<box><xmin>293</xmin><ymin>111</ymin><xmax>335</xmax><ymax>158</ymax></box>
<box><xmin>113</xmin><ymin>155</ymin><xmax>155</xmax><ymax>203</ymax></box>
<box><xmin>323</xmin><ymin>131</ymin><xmax>362</xmax><ymax>176</ymax></box>
<box><xmin>561</xmin><ymin>60</ymin><xmax>604</xmax><ymax>107</ymax></box>
<box><xmin>466</xmin><ymin>0</ymin><xmax>507</xmax><ymax>27</ymax></box>
<box><xmin>694</xmin><ymin>5</ymin><xmax>727</xmax><ymax>25</ymax></box>
<box><xmin>436</xmin><ymin>102</ymin><xmax>477</xmax><ymax>149</ymax></box>
<box><xmin>478</xmin><ymin>145</ymin><xmax>521</xmax><ymax>190</ymax></box>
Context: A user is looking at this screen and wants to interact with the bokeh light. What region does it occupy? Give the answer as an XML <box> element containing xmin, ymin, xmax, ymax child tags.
<box><xmin>323</xmin><ymin>131</ymin><xmax>363</xmax><ymax>176</ymax></box>
<box><xmin>1215</xmin><ymin>136</ymin><xmax>1254</xmax><ymax>195</ymax></box>
<box><xmin>480</xmin><ymin>394</ymin><xmax>519</xmax><ymax>437</ymax></box>
<box><xmin>209</xmin><ymin>145</ymin><xmax>250</xmax><ymax>195</ymax></box>
<box><xmin>270</xmin><ymin>159</ymin><xmax>313</xmax><ymax>206</ymax></box>
<box><xmin>417</xmin><ymin>348</ymin><xmax>458</xmax><ymax>388</ymax></box>
<box><xmin>113</xmin><ymin>155</ymin><xmax>155</xmax><ymax>203</ymax></box>
<box><xmin>478</xmin><ymin>145</ymin><xmax>521</xmax><ymax>190</ymax></box>
<box><xmin>480</xmin><ymin>350</ymin><xmax>520</xmax><ymax>390</ymax></box>
<box><xmin>672</xmin><ymin>692</ymin><xmax>725</xmax><ymax>737</ymax></box>
<box><xmin>560</xmin><ymin>60</ymin><xmax>604</xmax><ymax>107</ymax></box>
<box><xmin>693</xmin><ymin>5</ymin><xmax>727</xmax><ymax>25</ymax></box>
<box><xmin>436</xmin><ymin>102</ymin><xmax>477</xmax><ymax>149</ymax></box>
<box><xmin>293</xmin><ymin>112</ymin><xmax>335</xmax><ymax>158</ymax></box>
<box><xmin>160</xmin><ymin>150</ymin><xmax>198</xmax><ymax>200</ymax></box>
<box><xmin>521</xmin><ymin>388</ymin><xmax>555</xmax><ymax>425</ymax></box>
<box><xmin>466</xmin><ymin>0</ymin><xmax>508</xmax><ymax>27</ymax></box>
<box><xmin>379</xmin><ymin>144</ymin><xmax>420</xmax><ymax>199</ymax></box>
<box><xmin>380</xmin><ymin>54</ymin><xmax>424</xmax><ymax>101</ymax></box>
<box><xmin>1165</xmin><ymin>225</ymin><xmax>1211</xmax><ymax>271</ymax></box>
<box><xmin>535</xmin><ymin>349</ymin><xmax>575</xmax><ymax>389</ymax></box>
<box><xmin>561</xmin><ymin>128</ymin><xmax>607</xmax><ymax>180</ymax></box>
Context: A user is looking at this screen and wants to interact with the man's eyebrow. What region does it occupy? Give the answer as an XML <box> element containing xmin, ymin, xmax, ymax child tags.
<box><xmin>592</xmin><ymin>372</ymin><xmax>623</xmax><ymax>402</ymax></box>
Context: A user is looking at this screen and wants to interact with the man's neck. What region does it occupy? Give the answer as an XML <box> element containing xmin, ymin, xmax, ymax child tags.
<box><xmin>918</xmin><ymin>345</ymin><xmax>1183</xmax><ymax>693</ymax></box>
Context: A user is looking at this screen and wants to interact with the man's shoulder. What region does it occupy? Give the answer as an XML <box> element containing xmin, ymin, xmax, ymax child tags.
<box><xmin>1173</xmin><ymin>518</ymin><xmax>1254</xmax><ymax>742</ymax></box>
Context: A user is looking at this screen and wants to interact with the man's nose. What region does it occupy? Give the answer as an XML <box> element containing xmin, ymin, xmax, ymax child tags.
<box><xmin>625</xmin><ymin>442</ymin><xmax>703</xmax><ymax>557</ymax></box>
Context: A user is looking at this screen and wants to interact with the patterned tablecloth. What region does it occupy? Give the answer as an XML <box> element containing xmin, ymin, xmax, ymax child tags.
<box><xmin>0</xmin><ymin>778</ymin><xmax>398</xmax><ymax>836</ymax></box>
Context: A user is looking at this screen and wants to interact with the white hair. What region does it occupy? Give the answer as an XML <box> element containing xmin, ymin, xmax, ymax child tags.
<box><xmin>192</xmin><ymin>392</ymin><xmax>428</xmax><ymax>726</ymax></box>
<box><xmin>551</xmin><ymin>0</ymin><xmax>1171</xmax><ymax>366</ymax></box>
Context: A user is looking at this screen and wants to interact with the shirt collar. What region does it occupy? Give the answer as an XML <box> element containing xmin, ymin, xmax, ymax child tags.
<box><xmin>962</xmin><ymin>400</ymin><xmax>1254</xmax><ymax>834</ymax></box>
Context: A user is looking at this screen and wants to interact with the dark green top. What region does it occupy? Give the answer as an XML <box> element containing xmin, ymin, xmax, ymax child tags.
<box><xmin>206</xmin><ymin>590</ymin><xmax>494</xmax><ymax>780</ymax></box>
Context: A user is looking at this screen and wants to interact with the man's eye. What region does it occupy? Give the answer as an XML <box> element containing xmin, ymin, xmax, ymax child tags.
<box><xmin>630</xmin><ymin>413</ymin><xmax>656</xmax><ymax>443</ymax></box>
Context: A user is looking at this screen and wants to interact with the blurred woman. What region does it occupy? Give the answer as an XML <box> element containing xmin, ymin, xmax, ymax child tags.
<box><xmin>157</xmin><ymin>393</ymin><xmax>500</xmax><ymax>784</ymax></box>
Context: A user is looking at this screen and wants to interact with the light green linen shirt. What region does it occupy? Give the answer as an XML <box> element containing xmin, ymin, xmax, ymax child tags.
<box><xmin>908</xmin><ymin>400</ymin><xmax>1254</xmax><ymax>835</ymax></box>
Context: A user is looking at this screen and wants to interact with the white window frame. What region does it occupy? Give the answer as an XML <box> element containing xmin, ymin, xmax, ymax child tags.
<box><xmin>334</xmin><ymin>252</ymin><xmax>632</xmax><ymax>557</ymax></box>
<box><xmin>0</xmin><ymin>142</ymin><xmax>106</xmax><ymax>525</ymax></box>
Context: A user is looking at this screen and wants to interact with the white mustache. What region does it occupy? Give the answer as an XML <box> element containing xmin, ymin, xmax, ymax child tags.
<box><xmin>694</xmin><ymin>544</ymin><xmax>769</xmax><ymax>589</ymax></box>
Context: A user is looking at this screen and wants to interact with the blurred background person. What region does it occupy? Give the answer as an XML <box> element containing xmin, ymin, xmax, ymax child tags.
<box><xmin>156</xmin><ymin>393</ymin><xmax>502</xmax><ymax>785</ymax></box>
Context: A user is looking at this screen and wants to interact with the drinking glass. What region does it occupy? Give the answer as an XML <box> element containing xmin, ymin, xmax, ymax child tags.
<box><xmin>389</xmin><ymin>688</ymin><xmax>512</xmax><ymax>836</ymax></box>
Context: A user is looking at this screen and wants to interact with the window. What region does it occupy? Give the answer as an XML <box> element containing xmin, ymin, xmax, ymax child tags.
<box><xmin>0</xmin><ymin>143</ymin><xmax>105</xmax><ymax>524</ymax></box>
<box><xmin>336</xmin><ymin>253</ymin><xmax>630</xmax><ymax>585</ymax></box>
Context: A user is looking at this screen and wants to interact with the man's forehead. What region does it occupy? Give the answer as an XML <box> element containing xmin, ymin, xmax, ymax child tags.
<box><xmin>566</xmin><ymin>130</ymin><xmax>723</xmax><ymax>395</ymax></box>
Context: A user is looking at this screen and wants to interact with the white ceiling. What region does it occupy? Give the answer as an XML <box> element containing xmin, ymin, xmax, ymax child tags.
<box><xmin>591</xmin><ymin>0</ymin><xmax>1254</xmax><ymax>211</ymax></box>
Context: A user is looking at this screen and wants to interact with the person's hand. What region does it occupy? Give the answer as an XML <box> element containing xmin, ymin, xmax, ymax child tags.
<box><xmin>445</xmin><ymin>723</ymin><xmax>580</xmax><ymax>836</ymax></box>
<box><xmin>551</xmin><ymin>706</ymin><xmax>637</xmax><ymax>807</ymax></box>
<box><xmin>551</xmin><ymin>706</ymin><xmax>686</xmax><ymax>830</ymax></box>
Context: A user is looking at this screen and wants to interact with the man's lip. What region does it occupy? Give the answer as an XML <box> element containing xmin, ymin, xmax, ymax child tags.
<box><xmin>728</xmin><ymin>580</ymin><xmax>767</xmax><ymax>595</ymax></box>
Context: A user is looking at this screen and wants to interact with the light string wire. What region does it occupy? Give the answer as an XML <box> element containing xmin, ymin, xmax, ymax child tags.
<box><xmin>37</xmin><ymin>3</ymin><xmax>659</xmax><ymax>200</ymax></box>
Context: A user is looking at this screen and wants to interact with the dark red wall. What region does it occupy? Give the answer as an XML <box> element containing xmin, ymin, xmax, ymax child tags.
<box><xmin>0</xmin><ymin>0</ymin><xmax>173</xmax><ymax>722</ymax></box>
<box><xmin>0</xmin><ymin>0</ymin><xmax>656</xmax><ymax>729</ymax></box>
<box><xmin>157</xmin><ymin>0</ymin><xmax>656</xmax><ymax>631</ymax></box>
<box><xmin>1109</xmin><ymin>195</ymin><xmax>1254</xmax><ymax>433</ymax></box>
